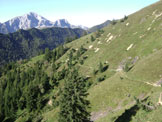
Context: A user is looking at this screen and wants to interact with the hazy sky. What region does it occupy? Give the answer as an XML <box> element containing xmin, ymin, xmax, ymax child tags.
<box><xmin>0</xmin><ymin>0</ymin><xmax>159</xmax><ymax>27</ymax></box>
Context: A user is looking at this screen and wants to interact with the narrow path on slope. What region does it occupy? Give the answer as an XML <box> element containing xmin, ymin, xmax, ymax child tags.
<box><xmin>119</xmin><ymin>71</ymin><xmax>161</xmax><ymax>87</ymax></box>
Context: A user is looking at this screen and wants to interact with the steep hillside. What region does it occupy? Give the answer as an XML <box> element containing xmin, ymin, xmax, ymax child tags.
<box><xmin>0</xmin><ymin>0</ymin><xmax>162</xmax><ymax>122</ymax></box>
<box><xmin>0</xmin><ymin>27</ymin><xmax>85</xmax><ymax>65</ymax></box>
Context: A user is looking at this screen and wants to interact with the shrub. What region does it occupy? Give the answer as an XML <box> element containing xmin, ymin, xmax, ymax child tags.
<box><xmin>97</xmin><ymin>75</ymin><xmax>106</xmax><ymax>82</ymax></box>
<box><xmin>91</xmin><ymin>35</ymin><xmax>95</xmax><ymax>42</ymax></box>
<box><xmin>99</xmin><ymin>62</ymin><xmax>109</xmax><ymax>73</ymax></box>
<box><xmin>99</xmin><ymin>62</ymin><xmax>104</xmax><ymax>73</ymax></box>
<box><xmin>93</xmin><ymin>69</ymin><xmax>98</xmax><ymax>75</ymax></box>
<box><xmin>120</xmin><ymin>19</ymin><xmax>124</xmax><ymax>23</ymax></box>
<box><xmin>120</xmin><ymin>15</ymin><xmax>128</xmax><ymax>23</ymax></box>
<box><xmin>111</xmin><ymin>19</ymin><xmax>117</xmax><ymax>25</ymax></box>
<box><xmin>79</xmin><ymin>60</ymin><xmax>84</xmax><ymax>65</ymax></box>
<box><xmin>103</xmin><ymin>64</ymin><xmax>109</xmax><ymax>72</ymax></box>
<box><xmin>124</xmin><ymin>15</ymin><xmax>128</xmax><ymax>20</ymax></box>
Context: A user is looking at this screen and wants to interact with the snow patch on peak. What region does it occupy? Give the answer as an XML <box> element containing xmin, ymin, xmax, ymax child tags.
<box><xmin>57</xmin><ymin>19</ymin><xmax>69</xmax><ymax>23</ymax></box>
<box><xmin>54</xmin><ymin>19</ymin><xmax>71</xmax><ymax>28</ymax></box>
<box><xmin>0</xmin><ymin>12</ymin><xmax>88</xmax><ymax>34</ymax></box>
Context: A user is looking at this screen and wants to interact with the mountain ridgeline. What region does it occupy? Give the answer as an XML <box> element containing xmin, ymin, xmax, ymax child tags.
<box><xmin>88</xmin><ymin>20</ymin><xmax>111</xmax><ymax>33</ymax></box>
<box><xmin>0</xmin><ymin>12</ymin><xmax>88</xmax><ymax>34</ymax></box>
<box><xmin>0</xmin><ymin>27</ymin><xmax>86</xmax><ymax>65</ymax></box>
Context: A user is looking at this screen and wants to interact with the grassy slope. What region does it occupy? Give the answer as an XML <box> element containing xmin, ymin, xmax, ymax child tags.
<box><xmin>16</xmin><ymin>1</ymin><xmax>162</xmax><ymax>121</ymax></box>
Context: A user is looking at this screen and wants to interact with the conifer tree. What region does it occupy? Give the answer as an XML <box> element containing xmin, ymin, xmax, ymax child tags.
<box><xmin>0</xmin><ymin>82</ymin><xmax>4</xmax><ymax>121</ymax></box>
<box><xmin>44</xmin><ymin>48</ymin><xmax>51</xmax><ymax>61</ymax></box>
<box><xmin>59</xmin><ymin>68</ymin><xmax>90</xmax><ymax>122</ymax></box>
<box><xmin>91</xmin><ymin>35</ymin><xmax>95</xmax><ymax>42</ymax></box>
<box><xmin>99</xmin><ymin>62</ymin><xmax>104</xmax><ymax>73</ymax></box>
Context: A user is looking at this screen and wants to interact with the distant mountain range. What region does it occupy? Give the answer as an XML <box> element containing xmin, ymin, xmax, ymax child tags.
<box><xmin>0</xmin><ymin>12</ymin><xmax>88</xmax><ymax>34</ymax></box>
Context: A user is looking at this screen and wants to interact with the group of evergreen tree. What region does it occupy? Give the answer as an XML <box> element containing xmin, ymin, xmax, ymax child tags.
<box><xmin>65</xmin><ymin>36</ymin><xmax>78</xmax><ymax>43</ymax></box>
<box><xmin>0</xmin><ymin>61</ymin><xmax>52</xmax><ymax>121</ymax></box>
<box><xmin>44</xmin><ymin>45</ymin><xmax>68</xmax><ymax>62</ymax></box>
<box><xmin>59</xmin><ymin>68</ymin><xmax>90</xmax><ymax>122</ymax></box>
<box><xmin>0</xmin><ymin>44</ymin><xmax>91</xmax><ymax>122</ymax></box>
<box><xmin>58</xmin><ymin>45</ymin><xmax>90</xmax><ymax>122</ymax></box>
<box><xmin>0</xmin><ymin>27</ymin><xmax>85</xmax><ymax>65</ymax></box>
<box><xmin>90</xmin><ymin>29</ymin><xmax>104</xmax><ymax>42</ymax></box>
<box><xmin>67</xmin><ymin>46</ymin><xmax>87</xmax><ymax>68</ymax></box>
<box><xmin>120</xmin><ymin>15</ymin><xmax>128</xmax><ymax>22</ymax></box>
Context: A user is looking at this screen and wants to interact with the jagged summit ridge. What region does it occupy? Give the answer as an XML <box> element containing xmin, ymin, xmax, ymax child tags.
<box><xmin>0</xmin><ymin>12</ymin><xmax>88</xmax><ymax>34</ymax></box>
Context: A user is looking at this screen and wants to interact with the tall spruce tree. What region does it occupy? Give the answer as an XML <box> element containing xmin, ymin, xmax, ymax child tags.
<box><xmin>59</xmin><ymin>68</ymin><xmax>90</xmax><ymax>122</ymax></box>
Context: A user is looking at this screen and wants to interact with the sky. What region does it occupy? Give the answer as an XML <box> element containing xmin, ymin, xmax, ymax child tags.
<box><xmin>0</xmin><ymin>0</ymin><xmax>160</xmax><ymax>27</ymax></box>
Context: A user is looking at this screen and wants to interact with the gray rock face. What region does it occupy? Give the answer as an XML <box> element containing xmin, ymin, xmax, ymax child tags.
<box><xmin>0</xmin><ymin>12</ymin><xmax>88</xmax><ymax>34</ymax></box>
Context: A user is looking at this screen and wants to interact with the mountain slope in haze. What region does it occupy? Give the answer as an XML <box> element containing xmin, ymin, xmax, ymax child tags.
<box><xmin>0</xmin><ymin>0</ymin><xmax>162</xmax><ymax>122</ymax></box>
<box><xmin>0</xmin><ymin>27</ymin><xmax>85</xmax><ymax>65</ymax></box>
<box><xmin>88</xmin><ymin>20</ymin><xmax>111</xmax><ymax>32</ymax></box>
<box><xmin>0</xmin><ymin>12</ymin><xmax>88</xmax><ymax>34</ymax></box>
<box><xmin>53</xmin><ymin>19</ymin><xmax>88</xmax><ymax>30</ymax></box>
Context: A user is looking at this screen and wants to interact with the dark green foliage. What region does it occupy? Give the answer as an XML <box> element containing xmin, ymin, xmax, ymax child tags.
<box><xmin>0</xmin><ymin>60</ymin><xmax>51</xmax><ymax>121</ymax></box>
<box><xmin>94</xmin><ymin>29</ymin><xmax>104</xmax><ymax>38</ymax></box>
<box><xmin>0</xmin><ymin>82</ymin><xmax>5</xmax><ymax>121</ymax></box>
<box><xmin>99</xmin><ymin>62</ymin><xmax>104</xmax><ymax>73</ymax></box>
<box><xmin>120</xmin><ymin>19</ymin><xmax>125</xmax><ymax>23</ymax></box>
<box><xmin>91</xmin><ymin>35</ymin><xmax>95</xmax><ymax>42</ymax></box>
<box><xmin>80</xmin><ymin>46</ymin><xmax>87</xmax><ymax>54</ymax></box>
<box><xmin>52</xmin><ymin>96</ymin><xmax>59</xmax><ymax>108</ymax></box>
<box><xmin>79</xmin><ymin>59</ymin><xmax>84</xmax><ymax>65</ymax></box>
<box><xmin>0</xmin><ymin>39</ymin><xmax>89</xmax><ymax>122</ymax></box>
<box><xmin>83</xmin><ymin>55</ymin><xmax>88</xmax><ymax>60</ymax></box>
<box><xmin>25</xmin><ymin>85</ymin><xmax>40</xmax><ymax>112</ymax></box>
<box><xmin>65</xmin><ymin>37</ymin><xmax>74</xmax><ymax>43</ymax></box>
<box><xmin>67</xmin><ymin>51</ymin><xmax>73</xmax><ymax>68</ymax></box>
<box><xmin>52</xmin><ymin>63</ymin><xmax>57</xmax><ymax>71</ymax></box>
<box><xmin>49</xmin><ymin>75</ymin><xmax>57</xmax><ymax>87</ymax></box>
<box><xmin>0</xmin><ymin>27</ymin><xmax>85</xmax><ymax>65</ymax></box>
<box><xmin>44</xmin><ymin>48</ymin><xmax>52</xmax><ymax>61</ymax></box>
<box><xmin>44</xmin><ymin>45</ymin><xmax>68</xmax><ymax>62</ymax></box>
<box><xmin>103</xmin><ymin>64</ymin><xmax>109</xmax><ymax>72</ymax></box>
<box><xmin>124</xmin><ymin>15</ymin><xmax>128</xmax><ymax>20</ymax></box>
<box><xmin>111</xmin><ymin>19</ymin><xmax>117</xmax><ymax>25</ymax></box>
<box><xmin>135</xmin><ymin>97</ymin><xmax>155</xmax><ymax>112</ymax></box>
<box><xmin>114</xmin><ymin>105</ymin><xmax>139</xmax><ymax>122</ymax></box>
<box><xmin>98</xmin><ymin>62</ymin><xmax>109</xmax><ymax>73</ymax></box>
<box><xmin>65</xmin><ymin>35</ymin><xmax>79</xmax><ymax>44</ymax></box>
<box><xmin>97</xmin><ymin>75</ymin><xmax>106</xmax><ymax>82</ymax></box>
<box><xmin>93</xmin><ymin>69</ymin><xmax>98</xmax><ymax>75</ymax></box>
<box><xmin>120</xmin><ymin>15</ymin><xmax>128</xmax><ymax>22</ymax></box>
<box><xmin>76</xmin><ymin>50</ymin><xmax>81</xmax><ymax>59</ymax></box>
<box><xmin>95</xmin><ymin>31</ymin><xmax>101</xmax><ymax>38</ymax></box>
<box><xmin>59</xmin><ymin>69</ymin><xmax>90</xmax><ymax>122</ymax></box>
<box><xmin>67</xmin><ymin>46</ymin><xmax>87</xmax><ymax>68</ymax></box>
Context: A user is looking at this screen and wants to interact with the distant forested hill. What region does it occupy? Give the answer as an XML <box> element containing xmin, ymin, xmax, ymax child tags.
<box><xmin>0</xmin><ymin>27</ymin><xmax>85</xmax><ymax>65</ymax></box>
